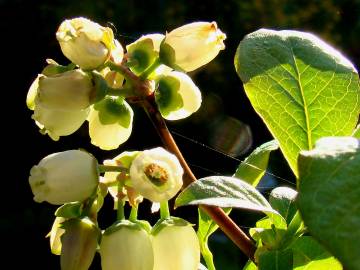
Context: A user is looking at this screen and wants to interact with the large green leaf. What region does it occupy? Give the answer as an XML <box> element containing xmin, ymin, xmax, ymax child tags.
<box><xmin>235</xmin><ymin>29</ymin><xmax>360</xmax><ymax>176</ymax></box>
<box><xmin>291</xmin><ymin>236</ymin><xmax>342</xmax><ymax>270</ymax></box>
<box><xmin>234</xmin><ymin>140</ymin><xmax>279</xmax><ymax>187</ymax></box>
<box><xmin>175</xmin><ymin>176</ymin><xmax>286</xmax><ymax>228</ymax></box>
<box><xmin>297</xmin><ymin>137</ymin><xmax>360</xmax><ymax>270</ymax></box>
<box><xmin>175</xmin><ymin>176</ymin><xmax>275</xmax><ymax>213</ymax></box>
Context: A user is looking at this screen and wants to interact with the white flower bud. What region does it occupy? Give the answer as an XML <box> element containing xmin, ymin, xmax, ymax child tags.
<box><xmin>155</xmin><ymin>71</ymin><xmax>202</xmax><ymax>120</ymax></box>
<box><xmin>88</xmin><ymin>96</ymin><xmax>134</xmax><ymax>150</ymax></box>
<box><xmin>100</xmin><ymin>221</ymin><xmax>154</xmax><ymax>270</ymax></box>
<box><xmin>29</xmin><ymin>150</ymin><xmax>99</xmax><ymax>205</ymax></box>
<box><xmin>60</xmin><ymin>218</ymin><xmax>100</xmax><ymax>270</ymax></box>
<box><xmin>152</xmin><ymin>219</ymin><xmax>200</xmax><ymax>270</ymax></box>
<box><xmin>160</xmin><ymin>22</ymin><xmax>226</xmax><ymax>72</ymax></box>
<box><xmin>56</xmin><ymin>17</ymin><xmax>115</xmax><ymax>70</ymax></box>
<box><xmin>129</xmin><ymin>147</ymin><xmax>183</xmax><ymax>202</ymax></box>
<box><xmin>37</xmin><ymin>70</ymin><xmax>94</xmax><ymax>111</ymax></box>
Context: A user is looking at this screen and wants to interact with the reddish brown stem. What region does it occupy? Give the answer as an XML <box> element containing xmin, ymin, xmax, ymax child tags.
<box><xmin>143</xmin><ymin>96</ymin><xmax>256</xmax><ymax>261</ymax></box>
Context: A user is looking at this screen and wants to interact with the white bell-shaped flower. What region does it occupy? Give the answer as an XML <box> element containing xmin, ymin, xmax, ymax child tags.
<box><xmin>100</xmin><ymin>221</ymin><xmax>154</xmax><ymax>270</ymax></box>
<box><xmin>152</xmin><ymin>218</ymin><xmax>200</xmax><ymax>270</ymax></box>
<box><xmin>29</xmin><ymin>150</ymin><xmax>99</xmax><ymax>205</ymax></box>
<box><xmin>36</xmin><ymin>69</ymin><xmax>94</xmax><ymax>111</ymax></box>
<box><xmin>155</xmin><ymin>71</ymin><xmax>202</xmax><ymax>120</ymax></box>
<box><xmin>88</xmin><ymin>96</ymin><xmax>134</xmax><ymax>150</ymax></box>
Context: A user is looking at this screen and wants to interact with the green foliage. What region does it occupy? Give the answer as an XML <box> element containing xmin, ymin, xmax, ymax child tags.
<box><xmin>175</xmin><ymin>176</ymin><xmax>276</xmax><ymax>214</ymax></box>
<box><xmin>269</xmin><ymin>187</ymin><xmax>297</xmax><ymax>224</ymax></box>
<box><xmin>258</xmin><ymin>249</ymin><xmax>293</xmax><ymax>270</ymax></box>
<box><xmin>234</xmin><ymin>140</ymin><xmax>279</xmax><ymax>187</ymax></box>
<box><xmin>297</xmin><ymin>137</ymin><xmax>360</xmax><ymax>270</ymax></box>
<box><xmin>353</xmin><ymin>124</ymin><xmax>360</xmax><ymax>138</ymax></box>
<box><xmin>197</xmin><ymin>208</ymin><xmax>231</xmax><ymax>270</ymax></box>
<box><xmin>235</xmin><ymin>29</ymin><xmax>360</xmax><ymax>176</ymax></box>
<box><xmin>291</xmin><ymin>236</ymin><xmax>342</xmax><ymax>270</ymax></box>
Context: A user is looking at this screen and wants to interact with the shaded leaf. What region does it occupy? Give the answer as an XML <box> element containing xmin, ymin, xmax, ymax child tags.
<box><xmin>234</xmin><ymin>140</ymin><xmax>279</xmax><ymax>187</ymax></box>
<box><xmin>197</xmin><ymin>208</ymin><xmax>231</xmax><ymax>270</ymax></box>
<box><xmin>291</xmin><ymin>236</ymin><xmax>342</xmax><ymax>270</ymax></box>
<box><xmin>258</xmin><ymin>249</ymin><xmax>293</xmax><ymax>270</ymax></box>
<box><xmin>297</xmin><ymin>137</ymin><xmax>360</xmax><ymax>270</ymax></box>
<box><xmin>269</xmin><ymin>186</ymin><xmax>297</xmax><ymax>224</ymax></box>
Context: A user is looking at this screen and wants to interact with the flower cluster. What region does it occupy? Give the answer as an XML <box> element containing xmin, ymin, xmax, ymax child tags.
<box><xmin>29</xmin><ymin>147</ymin><xmax>199</xmax><ymax>270</ymax></box>
<box><xmin>27</xmin><ymin>17</ymin><xmax>226</xmax><ymax>270</ymax></box>
<box><xmin>27</xmin><ymin>17</ymin><xmax>226</xmax><ymax>150</ymax></box>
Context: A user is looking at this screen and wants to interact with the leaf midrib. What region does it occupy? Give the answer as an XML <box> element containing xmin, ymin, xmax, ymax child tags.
<box><xmin>289</xmin><ymin>40</ymin><xmax>312</xmax><ymax>150</ymax></box>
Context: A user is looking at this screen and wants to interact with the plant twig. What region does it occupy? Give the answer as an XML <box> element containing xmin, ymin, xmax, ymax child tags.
<box><xmin>108</xmin><ymin>61</ymin><xmax>256</xmax><ymax>260</ymax></box>
<box><xmin>142</xmin><ymin>95</ymin><xmax>256</xmax><ymax>261</ymax></box>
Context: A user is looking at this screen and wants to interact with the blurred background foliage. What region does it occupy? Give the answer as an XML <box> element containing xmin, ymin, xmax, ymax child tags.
<box><xmin>2</xmin><ymin>0</ymin><xmax>359</xmax><ymax>269</ymax></box>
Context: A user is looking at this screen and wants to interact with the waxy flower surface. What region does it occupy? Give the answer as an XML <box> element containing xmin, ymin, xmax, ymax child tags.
<box><xmin>29</xmin><ymin>150</ymin><xmax>99</xmax><ymax>205</ymax></box>
<box><xmin>129</xmin><ymin>147</ymin><xmax>183</xmax><ymax>202</ymax></box>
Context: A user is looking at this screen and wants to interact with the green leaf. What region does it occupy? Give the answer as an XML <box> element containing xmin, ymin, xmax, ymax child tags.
<box><xmin>176</xmin><ymin>176</ymin><xmax>274</xmax><ymax>212</ymax></box>
<box><xmin>175</xmin><ymin>176</ymin><xmax>286</xmax><ymax>228</ymax></box>
<box><xmin>291</xmin><ymin>236</ymin><xmax>342</xmax><ymax>270</ymax></box>
<box><xmin>235</xmin><ymin>29</ymin><xmax>360</xmax><ymax>176</ymax></box>
<box><xmin>297</xmin><ymin>137</ymin><xmax>360</xmax><ymax>270</ymax></box>
<box><xmin>234</xmin><ymin>140</ymin><xmax>279</xmax><ymax>187</ymax></box>
<box><xmin>242</xmin><ymin>260</ymin><xmax>257</xmax><ymax>270</ymax></box>
<box><xmin>258</xmin><ymin>249</ymin><xmax>293</xmax><ymax>270</ymax></box>
<box><xmin>197</xmin><ymin>208</ymin><xmax>231</xmax><ymax>270</ymax></box>
<box><xmin>352</xmin><ymin>124</ymin><xmax>360</xmax><ymax>138</ymax></box>
<box><xmin>269</xmin><ymin>186</ymin><xmax>297</xmax><ymax>224</ymax></box>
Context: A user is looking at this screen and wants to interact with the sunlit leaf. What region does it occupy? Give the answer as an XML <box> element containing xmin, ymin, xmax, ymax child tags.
<box><xmin>235</xmin><ymin>29</ymin><xmax>360</xmax><ymax>176</ymax></box>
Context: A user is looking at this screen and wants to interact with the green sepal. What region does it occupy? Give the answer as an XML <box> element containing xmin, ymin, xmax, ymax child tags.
<box><xmin>151</xmin><ymin>216</ymin><xmax>191</xmax><ymax>236</ymax></box>
<box><xmin>155</xmin><ymin>75</ymin><xmax>184</xmax><ymax>117</ymax></box>
<box><xmin>159</xmin><ymin>40</ymin><xmax>185</xmax><ymax>72</ymax></box>
<box><xmin>93</xmin><ymin>96</ymin><xmax>132</xmax><ymax>127</ymax></box>
<box><xmin>55</xmin><ymin>202</ymin><xmax>83</xmax><ymax>219</ymax></box>
<box><xmin>42</xmin><ymin>59</ymin><xmax>75</xmax><ymax>76</ymax></box>
<box><xmin>127</xmin><ymin>38</ymin><xmax>159</xmax><ymax>75</ymax></box>
<box><xmin>91</xmin><ymin>71</ymin><xmax>109</xmax><ymax>103</ymax></box>
<box><xmin>103</xmin><ymin>219</ymin><xmax>151</xmax><ymax>236</ymax></box>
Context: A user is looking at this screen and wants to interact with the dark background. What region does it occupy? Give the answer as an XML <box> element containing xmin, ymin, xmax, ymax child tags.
<box><xmin>2</xmin><ymin>0</ymin><xmax>359</xmax><ymax>269</ymax></box>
